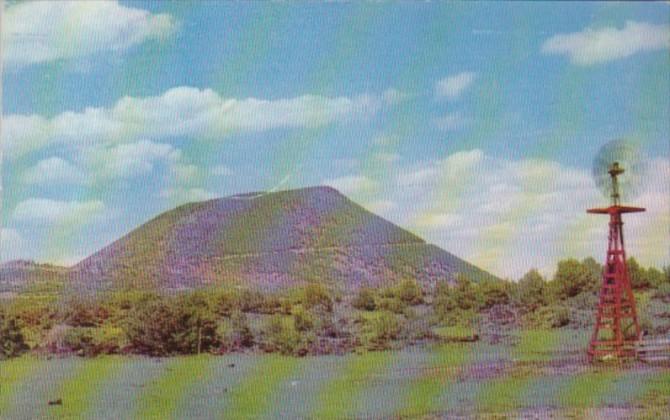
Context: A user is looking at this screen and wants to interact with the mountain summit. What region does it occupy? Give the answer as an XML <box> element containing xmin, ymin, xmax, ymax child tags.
<box><xmin>72</xmin><ymin>186</ymin><xmax>496</xmax><ymax>290</ymax></box>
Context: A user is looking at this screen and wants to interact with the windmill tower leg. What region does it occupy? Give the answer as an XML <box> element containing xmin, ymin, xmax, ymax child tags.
<box><xmin>588</xmin><ymin>211</ymin><xmax>641</xmax><ymax>361</ymax></box>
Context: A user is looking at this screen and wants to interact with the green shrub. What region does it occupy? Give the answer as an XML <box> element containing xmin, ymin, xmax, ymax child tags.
<box><xmin>125</xmin><ymin>293</ymin><xmax>219</xmax><ymax>356</ymax></box>
<box><xmin>627</xmin><ymin>258</ymin><xmax>648</xmax><ymax>289</ymax></box>
<box><xmin>406</xmin><ymin>318</ymin><xmax>434</xmax><ymax>341</ymax></box>
<box><xmin>218</xmin><ymin>310</ymin><xmax>254</xmax><ymax>351</ymax></box>
<box><xmin>62</xmin><ymin>327</ymin><xmax>124</xmax><ymax>356</ymax></box>
<box><xmin>524</xmin><ymin>305</ymin><xmax>570</xmax><ymax>329</ymax></box>
<box><xmin>436</xmin><ymin>309</ymin><xmax>479</xmax><ymax>328</ymax></box>
<box><xmin>514</xmin><ymin>269</ymin><xmax>548</xmax><ymax>308</ymax></box>
<box><xmin>293</xmin><ymin>307</ymin><xmax>315</xmax><ymax>332</ymax></box>
<box><xmin>211</xmin><ymin>290</ymin><xmax>240</xmax><ymax>317</ymax></box>
<box><xmin>368</xmin><ymin>312</ymin><xmax>402</xmax><ymax>350</ymax></box>
<box><xmin>433</xmin><ymin>282</ymin><xmax>458</xmax><ymax>322</ymax></box>
<box><xmin>63</xmin><ymin>328</ymin><xmax>95</xmax><ymax>356</ymax></box>
<box><xmin>262</xmin><ymin>315</ymin><xmax>311</xmax><ymax>356</ymax></box>
<box><xmin>92</xmin><ymin>326</ymin><xmax>126</xmax><ymax>354</ymax></box>
<box><xmin>59</xmin><ymin>325</ymin><xmax>125</xmax><ymax>356</ymax></box>
<box><xmin>478</xmin><ymin>279</ymin><xmax>511</xmax><ymax>309</ymax></box>
<box><xmin>566</xmin><ymin>291</ymin><xmax>598</xmax><ymax>310</ymax></box>
<box><xmin>433</xmin><ymin>276</ymin><xmax>480</xmax><ymax>321</ymax></box>
<box><xmin>0</xmin><ymin>312</ymin><xmax>29</xmax><ymax>358</ymax></box>
<box><xmin>60</xmin><ymin>296</ymin><xmax>110</xmax><ymax>327</ymax></box>
<box><xmin>260</xmin><ymin>295</ymin><xmax>286</xmax><ymax>315</ymax></box>
<box><xmin>238</xmin><ymin>290</ymin><xmax>268</xmax><ymax>313</ymax></box>
<box><xmin>452</xmin><ymin>275</ymin><xmax>479</xmax><ymax>310</ymax></box>
<box><xmin>653</xmin><ymin>283</ymin><xmax>670</xmax><ymax>300</ymax></box>
<box><xmin>101</xmin><ymin>290</ymin><xmax>157</xmax><ymax>323</ymax></box>
<box><xmin>313</xmin><ymin>312</ymin><xmax>342</xmax><ymax>338</ymax></box>
<box><xmin>396</xmin><ymin>279</ymin><xmax>423</xmax><ymax>305</ymax></box>
<box><xmin>434</xmin><ymin>325</ymin><xmax>477</xmax><ymax>342</ymax></box>
<box><xmin>552</xmin><ymin>259</ymin><xmax>600</xmax><ymax>299</ymax></box>
<box><xmin>352</xmin><ymin>287</ymin><xmax>377</xmax><ymax>311</ymax></box>
<box><xmin>8</xmin><ymin>299</ymin><xmax>55</xmax><ymax>331</ymax></box>
<box><xmin>377</xmin><ymin>297</ymin><xmax>407</xmax><ymax>314</ymax></box>
<box><xmin>646</xmin><ymin>267</ymin><xmax>665</xmax><ymax>289</ymax></box>
<box><xmin>302</xmin><ymin>284</ymin><xmax>333</xmax><ymax>312</ymax></box>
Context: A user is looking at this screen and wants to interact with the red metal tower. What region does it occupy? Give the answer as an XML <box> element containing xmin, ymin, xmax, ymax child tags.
<box><xmin>587</xmin><ymin>162</ymin><xmax>644</xmax><ymax>361</ymax></box>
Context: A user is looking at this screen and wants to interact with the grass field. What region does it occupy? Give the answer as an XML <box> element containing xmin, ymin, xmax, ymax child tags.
<box><xmin>1</xmin><ymin>330</ymin><xmax>668</xmax><ymax>419</ymax></box>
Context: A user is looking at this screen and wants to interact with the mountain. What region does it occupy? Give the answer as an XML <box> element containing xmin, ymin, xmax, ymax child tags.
<box><xmin>0</xmin><ymin>260</ymin><xmax>70</xmax><ymax>293</ymax></box>
<box><xmin>70</xmin><ymin>186</ymin><xmax>496</xmax><ymax>291</ymax></box>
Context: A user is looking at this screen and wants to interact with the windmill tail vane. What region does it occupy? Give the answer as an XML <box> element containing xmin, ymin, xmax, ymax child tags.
<box><xmin>608</xmin><ymin>161</ymin><xmax>624</xmax><ymax>206</ymax></box>
<box><xmin>587</xmin><ymin>161</ymin><xmax>645</xmax><ymax>361</ymax></box>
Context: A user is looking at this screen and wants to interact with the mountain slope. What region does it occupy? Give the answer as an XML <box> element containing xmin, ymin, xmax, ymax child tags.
<box><xmin>73</xmin><ymin>186</ymin><xmax>497</xmax><ymax>290</ymax></box>
<box><xmin>0</xmin><ymin>260</ymin><xmax>69</xmax><ymax>293</ymax></box>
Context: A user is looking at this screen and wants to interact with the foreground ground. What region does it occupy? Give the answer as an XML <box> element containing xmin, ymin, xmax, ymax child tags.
<box><xmin>1</xmin><ymin>329</ymin><xmax>668</xmax><ymax>419</ymax></box>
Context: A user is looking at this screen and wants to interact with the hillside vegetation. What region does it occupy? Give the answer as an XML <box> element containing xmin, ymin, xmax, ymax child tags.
<box><xmin>2</xmin><ymin>258</ymin><xmax>668</xmax><ymax>359</ymax></box>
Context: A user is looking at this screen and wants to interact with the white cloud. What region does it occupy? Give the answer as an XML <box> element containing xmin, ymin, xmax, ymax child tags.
<box><xmin>212</xmin><ymin>165</ymin><xmax>233</xmax><ymax>176</ymax></box>
<box><xmin>2</xmin><ymin>1</ymin><xmax>177</xmax><ymax>68</ymax></box>
<box><xmin>324</xmin><ymin>175</ymin><xmax>377</xmax><ymax>195</ymax></box>
<box><xmin>22</xmin><ymin>157</ymin><xmax>87</xmax><ymax>186</ymax></box>
<box><xmin>363</xmin><ymin>200</ymin><xmax>396</xmax><ymax>216</ymax></box>
<box><xmin>1</xmin><ymin>228</ymin><xmax>27</xmax><ymax>262</ymax></box>
<box><xmin>13</xmin><ymin>198</ymin><xmax>105</xmax><ymax>225</ymax></box>
<box><xmin>373</xmin><ymin>134</ymin><xmax>398</xmax><ymax>146</ymax></box>
<box><xmin>84</xmin><ymin>140</ymin><xmax>181</xmax><ymax>180</ymax></box>
<box><xmin>541</xmin><ymin>21</ymin><xmax>670</xmax><ymax>66</ymax></box>
<box><xmin>1</xmin><ymin>228</ymin><xmax>22</xmax><ymax>244</ymax></box>
<box><xmin>159</xmin><ymin>187</ymin><xmax>217</xmax><ymax>204</ymax></box>
<box><xmin>337</xmin><ymin>150</ymin><xmax>669</xmax><ymax>279</ymax></box>
<box><xmin>4</xmin><ymin>86</ymin><xmax>390</xmax><ymax>159</ymax></box>
<box><xmin>172</xmin><ymin>164</ymin><xmax>201</xmax><ymax>184</ymax></box>
<box><xmin>414</xmin><ymin>213</ymin><xmax>463</xmax><ymax>229</ymax></box>
<box><xmin>435</xmin><ymin>72</ymin><xmax>476</xmax><ymax>100</ymax></box>
<box><xmin>397</xmin><ymin>166</ymin><xmax>438</xmax><ymax>188</ymax></box>
<box><xmin>19</xmin><ymin>141</ymin><xmax>186</xmax><ymax>188</ymax></box>
<box><xmin>434</xmin><ymin>112</ymin><xmax>467</xmax><ymax>131</ymax></box>
<box><xmin>381</xmin><ymin>88</ymin><xmax>409</xmax><ymax>105</ymax></box>
<box><xmin>438</xmin><ymin>149</ymin><xmax>485</xmax><ymax>179</ymax></box>
<box><xmin>375</xmin><ymin>152</ymin><xmax>401</xmax><ymax>163</ymax></box>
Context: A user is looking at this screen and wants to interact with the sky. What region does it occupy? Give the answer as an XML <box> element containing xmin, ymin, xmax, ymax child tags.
<box><xmin>1</xmin><ymin>1</ymin><xmax>669</xmax><ymax>278</ymax></box>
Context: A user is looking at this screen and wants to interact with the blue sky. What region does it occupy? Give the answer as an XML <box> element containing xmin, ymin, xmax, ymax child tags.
<box><xmin>2</xmin><ymin>1</ymin><xmax>669</xmax><ymax>277</ymax></box>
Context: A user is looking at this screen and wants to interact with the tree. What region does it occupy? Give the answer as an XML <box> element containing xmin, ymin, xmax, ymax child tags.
<box><xmin>515</xmin><ymin>269</ymin><xmax>547</xmax><ymax>308</ymax></box>
<box><xmin>580</xmin><ymin>257</ymin><xmax>602</xmax><ymax>293</ymax></box>
<box><xmin>261</xmin><ymin>315</ymin><xmax>309</xmax><ymax>356</ymax></box>
<box><xmin>433</xmin><ymin>282</ymin><xmax>458</xmax><ymax>322</ymax></box>
<box><xmin>452</xmin><ymin>275</ymin><xmax>479</xmax><ymax>311</ymax></box>
<box><xmin>61</xmin><ymin>296</ymin><xmax>109</xmax><ymax>327</ymax></box>
<box><xmin>478</xmin><ymin>279</ymin><xmax>511</xmax><ymax>309</ymax></box>
<box><xmin>219</xmin><ymin>310</ymin><xmax>254</xmax><ymax>351</ymax></box>
<box><xmin>368</xmin><ymin>312</ymin><xmax>402</xmax><ymax>350</ymax></box>
<box><xmin>646</xmin><ymin>267</ymin><xmax>665</xmax><ymax>289</ymax></box>
<box><xmin>627</xmin><ymin>257</ymin><xmax>649</xmax><ymax>289</ymax></box>
<box><xmin>211</xmin><ymin>289</ymin><xmax>239</xmax><ymax>317</ymax></box>
<box><xmin>433</xmin><ymin>276</ymin><xmax>480</xmax><ymax>325</ymax></box>
<box><xmin>0</xmin><ymin>311</ymin><xmax>29</xmax><ymax>359</ymax></box>
<box><xmin>553</xmin><ymin>259</ymin><xmax>598</xmax><ymax>299</ymax></box>
<box><xmin>125</xmin><ymin>294</ymin><xmax>219</xmax><ymax>356</ymax></box>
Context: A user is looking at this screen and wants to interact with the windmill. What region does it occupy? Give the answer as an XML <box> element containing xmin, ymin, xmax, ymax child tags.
<box><xmin>587</xmin><ymin>140</ymin><xmax>647</xmax><ymax>361</ymax></box>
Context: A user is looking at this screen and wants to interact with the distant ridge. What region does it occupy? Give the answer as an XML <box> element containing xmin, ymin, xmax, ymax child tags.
<box><xmin>37</xmin><ymin>186</ymin><xmax>496</xmax><ymax>291</ymax></box>
<box><xmin>0</xmin><ymin>260</ymin><xmax>69</xmax><ymax>292</ymax></box>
